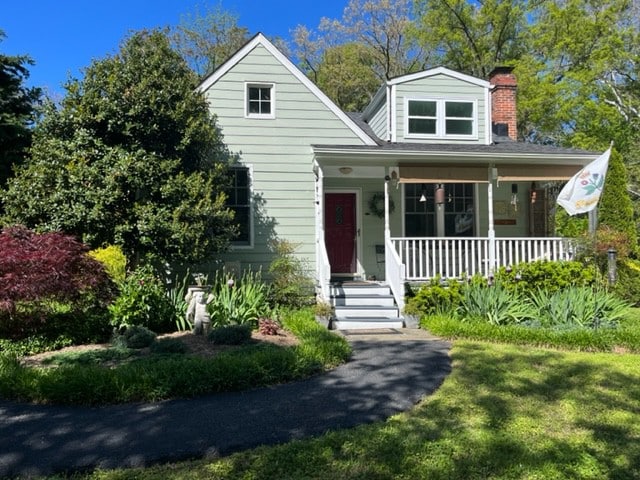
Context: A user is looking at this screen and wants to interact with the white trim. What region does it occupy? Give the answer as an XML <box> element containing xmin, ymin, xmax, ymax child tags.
<box><xmin>324</xmin><ymin>189</ymin><xmax>363</xmax><ymax>278</ymax></box>
<box><xmin>229</xmin><ymin>164</ymin><xmax>254</xmax><ymax>250</ymax></box>
<box><xmin>404</xmin><ymin>97</ymin><xmax>478</xmax><ymax>140</ymax></box>
<box><xmin>198</xmin><ymin>33</ymin><xmax>377</xmax><ymax>146</ymax></box>
<box><xmin>244</xmin><ymin>82</ymin><xmax>276</xmax><ymax>119</ymax></box>
<box><xmin>484</xmin><ymin>85</ymin><xmax>492</xmax><ymax>144</ymax></box>
<box><xmin>388</xmin><ymin>66</ymin><xmax>491</xmax><ymax>88</ymax></box>
<box><xmin>390</xmin><ymin>84</ymin><xmax>397</xmax><ymax>142</ymax></box>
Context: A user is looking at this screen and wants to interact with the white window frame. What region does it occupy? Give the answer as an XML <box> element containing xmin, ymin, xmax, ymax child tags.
<box><xmin>404</xmin><ymin>98</ymin><xmax>477</xmax><ymax>140</ymax></box>
<box><xmin>228</xmin><ymin>165</ymin><xmax>254</xmax><ymax>249</ymax></box>
<box><xmin>245</xmin><ymin>82</ymin><xmax>276</xmax><ymax>119</ymax></box>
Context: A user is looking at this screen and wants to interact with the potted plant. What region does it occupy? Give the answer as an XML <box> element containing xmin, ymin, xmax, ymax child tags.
<box><xmin>314</xmin><ymin>300</ymin><xmax>334</xmax><ymax>329</ymax></box>
<box><xmin>402</xmin><ymin>303</ymin><xmax>422</xmax><ymax>329</ymax></box>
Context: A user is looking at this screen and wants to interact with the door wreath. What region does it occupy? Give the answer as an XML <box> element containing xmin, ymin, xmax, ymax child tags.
<box><xmin>368</xmin><ymin>192</ymin><xmax>394</xmax><ymax>218</ymax></box>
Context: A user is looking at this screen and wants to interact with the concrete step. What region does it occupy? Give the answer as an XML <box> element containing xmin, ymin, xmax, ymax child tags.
<box><xmin>331</xmin><ymin>294</ymin><xmax>396</xmax><ymax>307</ymax></box>
<box><xmin>330</xmin><ymin>283</ymin><xmax>391</xmax><ymax>297</ymax></box>
<box><xmin>332</xmin><ymin>317</ymin><xmax>405</xmax><ymax>330</ymax></box>
<box><xmin>333</xmin><ymin>305</ymin><xmax>399</xmax><ymax>318</ymax></box>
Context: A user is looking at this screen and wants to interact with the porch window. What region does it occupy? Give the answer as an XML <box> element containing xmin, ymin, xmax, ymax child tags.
<box><xmin>404</xmin><ymin>183</ymin><xmax>474</xmax><ymax>237</ymax></box>
<box><xmin>404</xmin><ymin>183</ymin><xmax>436</xmax><ymax>236</ymax></box>
<box><xmin>406</xmin><ymin>99</ymin><xmax>476</xmax><ymax>138</ymax></box>
<box><xmin>246</xmin><ymin>83</ymin><xmax>275</xmax><ymax>118</ymax></box>
<box><xmin>444</xmin><ymin>183</ymin><xmax>475</xmax><ymax>236</ymax></box>
<box><xmin>227</xmin><ymin>167</ymin><xmax>251</xmax><ymax>245</ymax></box>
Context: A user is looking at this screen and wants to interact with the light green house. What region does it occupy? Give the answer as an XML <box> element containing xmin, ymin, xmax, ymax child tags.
<box><xmin>199</xmin><ymin>33</ymin><xmax>598</xmax><ymax>328</ymax></box>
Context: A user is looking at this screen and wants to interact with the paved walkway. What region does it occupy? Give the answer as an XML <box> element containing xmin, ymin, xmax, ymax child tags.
<box><xmin>0</xmin><ymin>329</ymin><xmax>451</xmax><ymax>478</ymax></box>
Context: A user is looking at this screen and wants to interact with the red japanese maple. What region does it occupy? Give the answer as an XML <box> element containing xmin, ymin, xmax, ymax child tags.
<box><xmin>0</xmin><ymin>226</ymin><xmax>111</xmax><ymax>313</ymax></box>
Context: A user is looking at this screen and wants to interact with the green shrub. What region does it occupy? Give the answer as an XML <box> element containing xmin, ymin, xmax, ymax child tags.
<box><xmin>612</xmin><ymin>258</ymin><xmax>640</xmax><ymax>306</ymax></box>
<box><xmin>495</xmin><ymin>260</ymin><xmax>597</xmax><ymax>294</ymax></box>
<box><xmin>112</xmin><ymin>325</ymin><xmax>157</xmax><ymax>349</ymax></box>
<box><xmin>528</xmin><ymin>286</ymin><xmax>629</xmax><ymax>330</ymax></box>
<box><xmin>404</xmin><ymin>277</ymin><xmax>465</xmax><ymax>317</ymax></box>
<box><xmin>208</xmin><ymin>324</ymin><xmax>252</xmax><ymax>345</ymax></box>
<box><xmin>150</xmin><ymin>337</ymin><xmax>188</xmax><ymax>355</ymax></box>
<box><xmin>268</xmin><ymin>239</ymin><xmax>315</xmax><ymax>308</ymax></box>
<box><xmin>88</xmin><ymin>245</ymin><xmax>127</xmax><ymax>283</ymax></box>
<box><xmin>458</xmin><ymin>282</ymin><xmax>534</xmax><ymax>325</ymax></box>
<box><xmin>109</xmin><ymin>265</ymin><xmax>176</xmax><ymax>333</ymax></box>
<box><xmin>207</xmin><ymin>270</ymin><xmax>270</xmax><ymax>327</ymax></box>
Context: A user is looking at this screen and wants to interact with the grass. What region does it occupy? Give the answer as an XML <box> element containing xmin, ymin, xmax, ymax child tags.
<box><xmin>422</xmin><ymin>308</ymin><xmax>640</xmax><ymax>352</ymax></box>
<box><xmin>0</xmin><ymin>309</ymin><xmax>351</xmax><ymax>405</ymax></box>
<box><xmin>57</xmin><ymin>340</ymin><xmax>640</xmax><ymax>479</ymax></box>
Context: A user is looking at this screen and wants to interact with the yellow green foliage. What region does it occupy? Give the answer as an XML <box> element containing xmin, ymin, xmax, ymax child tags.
<box><xmin>89</xmin><ymin>245</ymin><xmax>126</xmax><ymax>283</ymax></box>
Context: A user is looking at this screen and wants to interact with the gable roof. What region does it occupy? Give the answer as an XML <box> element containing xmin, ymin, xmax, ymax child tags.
<box><xmin>387</xmin><ymin>66</ymin><xmax>491</xmax><ymax>88</ymax></box>
<box><xmin>198</xmin><ymin>33</ymin><xmax>378</xmax><ymax>146</ymax></box>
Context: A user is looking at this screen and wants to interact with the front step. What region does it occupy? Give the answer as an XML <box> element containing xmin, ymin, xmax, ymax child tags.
<box><xmin>329</xmin><ymin>282</ymin><xmax>404</xmax><ymax>330</ymax></box>
<box><xmin>332</xmin><ymin>317</ymin><xmax>405</xmax><ymax>330</ymax></box>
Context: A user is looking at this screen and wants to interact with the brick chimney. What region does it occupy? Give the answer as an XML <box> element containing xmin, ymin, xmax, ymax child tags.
<box><xmin>489</xmin><ymin>66</ymin><xmax>517</xmax><ymax>141</ymax></box>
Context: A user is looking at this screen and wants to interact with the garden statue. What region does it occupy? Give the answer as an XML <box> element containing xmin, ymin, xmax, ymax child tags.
<box><xmin>185</xmin><ymin>288</ymin><xmax>213</xmax><ymax>335</ymax></box>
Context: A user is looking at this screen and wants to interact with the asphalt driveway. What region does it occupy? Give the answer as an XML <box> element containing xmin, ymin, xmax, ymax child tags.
<box><xmin>0</xmin><ymin>330</ymin><xmax>451</xmax><ymax>478</ymax></box>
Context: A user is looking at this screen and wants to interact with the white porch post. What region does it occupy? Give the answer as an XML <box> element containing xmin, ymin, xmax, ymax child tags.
<box><xmin>487</xmin><ymin>166</ymin><xmax>496</xmax><ymax>276</ymax></box>
<box><xmin>384</xmin><ymin>178</ymin><xmax>390</xmax><ymax>241</ymax></box>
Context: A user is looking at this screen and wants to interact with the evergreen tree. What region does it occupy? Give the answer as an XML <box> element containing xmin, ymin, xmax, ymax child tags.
<box><xmin>2</xmin><ymin>30</ymin><xmax>236</xmax><ymax>267</ymax></box>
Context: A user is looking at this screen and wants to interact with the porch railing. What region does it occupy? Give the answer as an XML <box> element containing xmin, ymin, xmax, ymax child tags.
<box><xmin>391</xmin><ymin>237</ymin><xmax>576</xmax><ymax>281</ymax></box>
<box><xmin>317</xmin><ymin>234</ymin><xmax>331</xmax><ymax>302</ymax></box>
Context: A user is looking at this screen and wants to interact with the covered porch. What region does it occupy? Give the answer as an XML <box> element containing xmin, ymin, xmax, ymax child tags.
<box><xmin>313</xmin><ymin>144</ymin><xmax>597</xmax><ymax>309</ymax></box>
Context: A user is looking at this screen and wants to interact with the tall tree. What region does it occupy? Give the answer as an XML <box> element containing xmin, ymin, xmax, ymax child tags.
<box><xmin>412</xmin><ymin>0</ymin><xmax>532</xmax><ymax>78</ymax></box>
<box><xmin>516</xmin><ymin>0</ymin><xmax>637</xmax><ymax>144</ymax></box>
<box><xmin>293</xmin><ymin>0</ymin><xmax>427</xmax><ymax>110</ymax></box>
<box><xmin>315</xmin><ymin>42</ymin><xmax>382</xmax><ymax>111</ymax></box>
<box><xmin>171</xmin><ymin>4</ymin><xmax>250</xmax><ymax>77</ymax></box>
<box><xmin>0</xmin><ymin>31</ymin><xmax>41</xmax><ymax>190</ymax></box>
<box><xmin>2</xmin><ymin>30</ymin><xmax>236</xmax><ymax>267</ymax></box>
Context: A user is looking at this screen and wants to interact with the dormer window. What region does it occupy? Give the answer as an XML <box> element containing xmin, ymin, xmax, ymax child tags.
<box><xmin>406</xmin><ymin>98</ymin><xmax>476</xmax><ymax>138</ymax></box>
<box><xmin>245</xmin><ymin>83</ymin><xmax>275</xmax><ymax>119</ymax></box>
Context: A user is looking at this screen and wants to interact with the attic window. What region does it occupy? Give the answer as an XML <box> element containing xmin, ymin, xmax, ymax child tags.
<box><xmin>406</xmin><ymin>99</ymin><xmax>476</xmax><ymax>138</ymax></box>
<box><xmin>246</xmin><ymin>83</ymin><xmax>275</xmax><ymax>119</ymax></box>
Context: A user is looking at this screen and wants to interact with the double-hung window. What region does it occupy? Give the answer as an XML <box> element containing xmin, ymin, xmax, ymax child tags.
<box><xmin>406</xmin><ymin>99</ymin><xmax>476</xmax><ymax>138</ymax></box>
<box><xmin>246</xmin><ymin>83</ymin><xmax>275</xmax><ymax>118</ymax></box>
<box><xmin>227</xmin><ymin>167</ymin><xmax>252</xmax><ymax>246</ymax></box>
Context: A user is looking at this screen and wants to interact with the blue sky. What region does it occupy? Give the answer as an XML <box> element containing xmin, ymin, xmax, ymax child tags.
<box><xmin>2</xmin><ymin>1</ymin><xmax>347</xmax><ymax>97</ymax></box>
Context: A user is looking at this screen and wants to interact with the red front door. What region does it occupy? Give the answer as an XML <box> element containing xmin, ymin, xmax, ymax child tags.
<box><xmin>325</xmin><ymin>193</ymin><xmax>357</xmax><ymax>274</ymax></box>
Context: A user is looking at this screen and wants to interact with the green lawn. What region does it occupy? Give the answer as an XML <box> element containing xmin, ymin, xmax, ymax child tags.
<box><xmin>69</xmin><ymin>340</ymin><xmax>640</xmax><ymax>480</ymax></box>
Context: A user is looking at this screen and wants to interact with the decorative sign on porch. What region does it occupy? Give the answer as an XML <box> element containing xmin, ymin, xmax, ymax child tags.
<box><xmin>495</xmin><ymin>219</ymin><xmax>517</xmax><ymax>225</ymax></box>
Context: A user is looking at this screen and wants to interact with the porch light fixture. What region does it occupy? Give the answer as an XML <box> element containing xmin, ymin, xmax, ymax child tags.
<box><xmin>387</xmin><ymin>167</ymin><xmax>399</xmax><ymax>188</ymax></box>
<box><xmin>511</xmin><ymin>183</ymin><xmax>518</xmax><ymax>211</ymax></box>
<box><xmin>435</xmin><ymin>184</ymin><xmax>445</xmax><ymax>205</ymax></box>
<box><xmin>339</xmin><ymin>167</ymin><xmax>353</xmax><ymax>175</ymax></box>
<box><xmin>419</xmin><ymin>184</ymin><xmax>427</xmax><ymax>202</ymax></box>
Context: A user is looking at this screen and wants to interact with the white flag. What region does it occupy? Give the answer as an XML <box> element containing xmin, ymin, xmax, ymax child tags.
<box><xmin>557</xmin><ymin>147</ymin><xmax>612</xmax><ymax>216</ymax></box>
